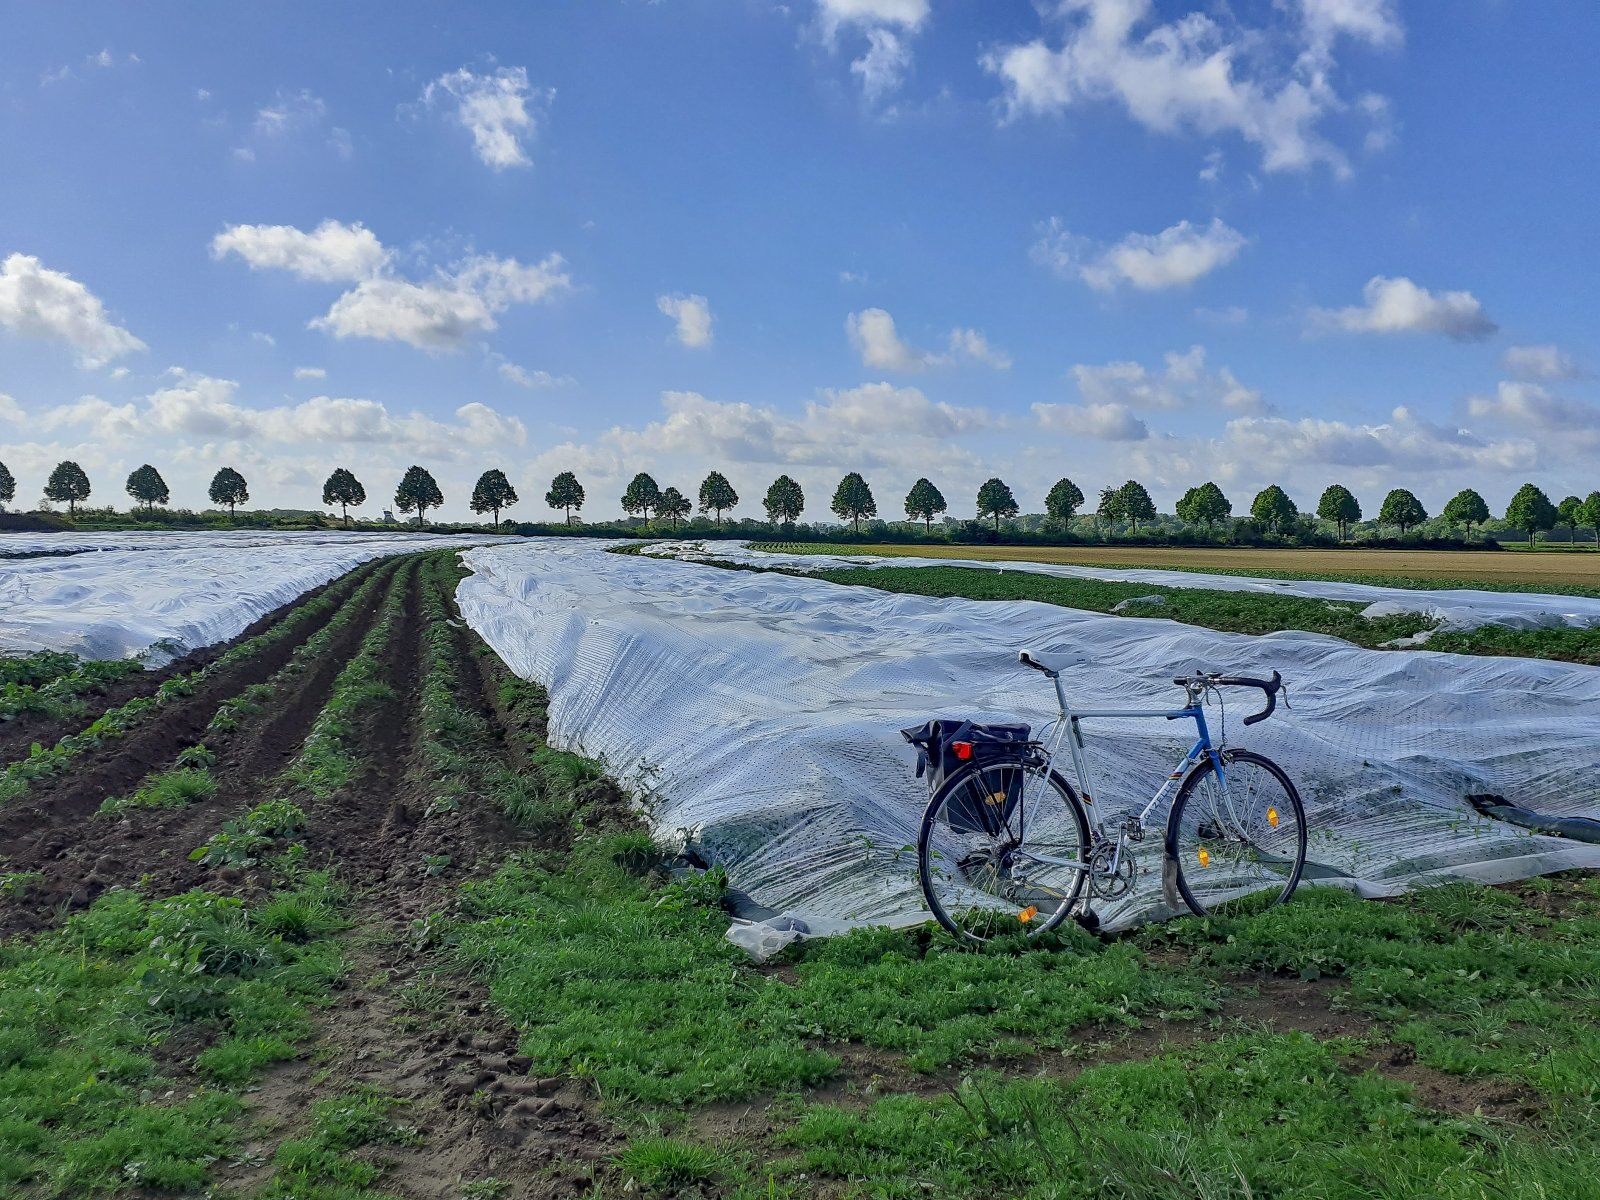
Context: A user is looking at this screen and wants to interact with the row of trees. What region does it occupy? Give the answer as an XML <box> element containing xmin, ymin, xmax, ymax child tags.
<box><xmin>4</xmin><ymin>456</ymin><xmax>1598</xmax><ymax>544</ymax></box>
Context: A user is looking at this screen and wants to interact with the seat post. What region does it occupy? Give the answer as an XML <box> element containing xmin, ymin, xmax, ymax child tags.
<box><xmin>1052</xmin><ymin>672</ymin><xmax>1068</xmax><ymax>716</ymax></box>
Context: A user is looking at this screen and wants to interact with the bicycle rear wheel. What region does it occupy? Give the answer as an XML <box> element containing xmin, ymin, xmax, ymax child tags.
<box><xmin>1167</xmin><ymin>749</ymin><xmax>1306</xmax><ymax>917</ymax></box>
<box><xmin>917</xmin><ymin>759</ymin><xmax>1091</xmax><ymax>945</ymax></box>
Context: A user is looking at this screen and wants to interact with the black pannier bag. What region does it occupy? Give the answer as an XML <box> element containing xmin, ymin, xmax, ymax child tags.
<box><xmin>900</xmin><ymin>719</ymin><xmax>1033</xmax><ymax>837</ymax></box>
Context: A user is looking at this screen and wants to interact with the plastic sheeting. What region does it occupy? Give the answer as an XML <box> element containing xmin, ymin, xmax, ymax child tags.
<box><xmin>457</xmin><ymin>540</ymin><xmax>1600</xmax><ymax>933</ymax></box>
<box><xmin>0</xmin><ymin>530</ymin><xmax>515</xmax><ymax>663</ymax></box>
<box><xmin>644</xmin><ymin>540</ymin><xmax>1600</xmax><ymax>634</ymax></box>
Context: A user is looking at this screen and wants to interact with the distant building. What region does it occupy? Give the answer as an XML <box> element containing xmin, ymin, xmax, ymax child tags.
<box><xmin>381</xmin><ymin>509</ymin><xmax>397</xmax><ymax>524</ymax></box>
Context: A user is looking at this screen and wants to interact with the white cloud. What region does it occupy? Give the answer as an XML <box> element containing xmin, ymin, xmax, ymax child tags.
<box><xmin>250</xmin><ymin>331</ymin><xmax>276</xmax><ymax>347</ymax></box>
<box><xmin>946</xmin><ymin>328</ymin><xmax>1012</xmax><ymax>370</ymax></box>
<box><xmin>1222</xmin><ymin>406</ymin><xmax>1530</xmax><ymax>473</ymax></box>
<box><xmin>310</xmin><ymin>253</ymin><xmax>570</xmax><ymax>351</ymax></box>
<box><xmin>1466</xmin><ymin>380</ymin><xmax>1599</xmax><ymax>431</ymax></box>
<box><xmin>1033</xmin><ymin>401</ymin><xmax>1149</xmax><ymax>441</ymax></box>
<box><xmin>1501</xmin><ymin>344</ymin><xmax>1584</xmax><ymax>382</ymax></box>
<box><xmin>1033</xmin><ymin>217</ymin><xmax>1247</xmax><ymax>291</ymax></box>
<box><xmin>36</xmin><ymin>395</ymin><xmax>142</xmax><ymax>441</ymax></box>
<box><xmin>294</xmin><ymin>367</ymin><xmax>327</xmax><ymax>381</ymax></box>
<box><xmin>983</xmin><ymin>0</ymin><xmax>1395</xmax><ymax>175</ymax></box>
<box><xmin>0</xmin><ymin>394</ymin><xmax>23</xmax><ymax>424</ymax></box>
<box><xmin>0</xmin><ymin>253</ymin><xmax>146</xmax><ymax>368</ymax></box>
<box><xmin>1308</xmin><ymin>275</ymin><xmax>1497</xmax><ymax>341</ymax></box>
<box><xmin>254</xmin><ymin>89</ymin><xmax>326</xmax><ymax>137</ymax></box>
<box><xmin>848</xmin><ymin>308</ymin><xmax>936</xmax><ymax>371</ymax></box>
<box><xmin>817</xmin><ymin>0</ymin><xmax>929</xmax><ymax>39</ymax></box>
<box><xmin>851</xmin><ymin>29</ymin><xmax>913</xmax><ymax>102</ymax></box>
<box><xmin>211</xmin><ymin>220</ymin><xmax>389</xmax><ymax>283</ymax></box>
<box><xmin>423</xmin><ymin>66</ymin><xmax>545</xmax><ymax>170</ymax></box>
<box><xmin>848</xmin><ymin>309</ymin><xmax>1010</xmax><ymax>372</ymax></box>
<box><xmin>498</xmin><ymin>360</ymin><xmax>569</xmax><ymax>389</ymax></box>
<box><xmin>657</xmin><ymin>293</ymin><xmax>715</xmax><ymax>348</ymax></box>
<box><xmin>1072</xmin><ymin>346</ymin><xmax>1264</xmax><ymax>414</ymax></box>
<box><xmin>1300</xmin><ymin>0</ymin><xmax>1402</xmax><ymax>55</ymax></box>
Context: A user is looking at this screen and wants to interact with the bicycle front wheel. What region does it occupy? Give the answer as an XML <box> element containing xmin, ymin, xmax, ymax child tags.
<box><xmin>1167</xmin><ymin>749</ymin><xmax>1306</xmax><ymax>918</ymax></box>
<box><xmin>917</xmin><ymin>759</ymin><xmax>1091</xmax><ymax>945</ymax></box>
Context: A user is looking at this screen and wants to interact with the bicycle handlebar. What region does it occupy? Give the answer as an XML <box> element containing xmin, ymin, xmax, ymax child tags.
<box><xmin>1171</xmin><ymin>670</ymin><xmax>1284</xmax><ymax>725</ymax></box>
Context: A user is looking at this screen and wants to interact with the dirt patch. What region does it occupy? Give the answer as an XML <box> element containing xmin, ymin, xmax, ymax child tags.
<box><xmin>1348</xmin><ymin>1042</ymin><xmax>1542</xmax><ymax>1121</ymax></box>
<box><xmin>204</xmin><ymin>556</ymin><xmax>618</xmax><ymax>1199</ymax></box>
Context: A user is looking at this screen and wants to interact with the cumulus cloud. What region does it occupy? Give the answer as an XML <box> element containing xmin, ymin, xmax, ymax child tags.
<box><xmin>0</xmin><ymin>253</ymin><xmax>146</xmax><ymax>368</ymax></box>
<box><xmin>294</xmin><ymin>367</ymin><xmax>327</xmax><ymax>381</ymax></box>
<box><xmin>0</xmin><ymin>394</ymin><xmax>23</xmax><ymax>424</ymax></box>
<box><xmin>310</xmin><ymin>254</ymin><xmax>570</xmax><ymax>351</ymax></box>
<box><xmin>847</xmin><ymin>309</ymin><xmax>1010</xmax><ymax>372</ymax></box>
<box><xmin>1501</xmin><ymin>344</ymin><xmax>1585</xmax><ymax>382</ymax></box>
<box><xmin>423</xmin><ymin>66</ymin><xmax>545</xmax><ymax>170</ymax></box>
<box><xmin>1071</xmin><ymin>346</ymin><xmax>1265</xmax><ymax>414</ymax></box>
<box><xmin>657</xmin><ymin>293</ymin><xmax>715</xmax><ymax>348</ymax></box>
<box><xmin>1222</xmin><ymin>406</ymin><xmax>1531</xmax><ymax>473</ymax></box>
<box><xmin>982</xmin><ymin>0</ymin><xmax>1399</xmax><ymax>175</ymax></box>
<box><xmin>497</xmin><ymin>360</ymin><xmax>570</xmax><ymax>389</ymax></box>
<box><xmin>211</xmin><ymin>220</ymin><xmax>389</xmax><ymax>283</ymax></box>
<box><xmin>850</xmin><ymin>30</ymin><xmax>913</xmax><ymax>102</ymax></box>
<box><xmin>816</xmin><ymin>0</ymin><xmax>928</xmax><ymax>102</ymax></box>
<box><xmin>1033</xmin><ymin>217</ymin><xmax>1248</xmax><ymax>291</ymax></box>
<box><xmin>1032</xmin><ymin>401</ymin><xmax>1148</xmax><ymax>441</ymax></box>
<box><xmin>1466</xmin><ymin>380</ymin><xmax>1599</xmax><ymax>430</ymax></box>
<box><xmin>1308</xmin><ymin>276</ymin><xmax>1497</xmax><ymax>341</ymax></box>
<box><xmin>212</xmin><ymin>219</ymin><xmax>570</xmax><ymax>353</ymax></box>
<box><xmin>1300</xmin><ymin>0</ymin><xmax>1403</xmax><ymax>56</ymax></box>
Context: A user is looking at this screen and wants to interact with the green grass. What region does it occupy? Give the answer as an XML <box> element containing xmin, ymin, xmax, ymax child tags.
<box><xmin>257</xmin><ymin>1089</ymin><xmax>418</xmax><ymax>1199</ymax></box>
<box><xmin>1144</xmin><ymin>882</ymin><xmax>1600</xmax><ymax>1099</ymax></box>
<box><xmin>98</xmin><ymin>765</ymin><xmax>218</xmax><ymax>814</ymax></box>
<box><xmin>0</xmin><ymin>872</ymin><xmax>348</xmax><ymax>1193</ymax></box>
<box><xmin>774</xmin><ymin>1035</ymin><xmax>1600</xmax><ymax>1200</ymax></box>
<box><xmin>798</xmin><ymin>563</ymin><xmax>1438</xmax><ymax>648</ymax></box>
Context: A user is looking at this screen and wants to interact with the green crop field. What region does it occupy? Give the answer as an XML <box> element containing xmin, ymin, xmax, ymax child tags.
<box><xmin>2</xmin><ymin>550</ymin><xmax>1596</xmax><ymax>1199</ymax></box>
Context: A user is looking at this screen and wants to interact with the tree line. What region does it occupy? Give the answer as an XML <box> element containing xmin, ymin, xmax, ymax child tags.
<box><xmin>2</xmin><ymin>456</ymin><xmax>1598</xmax><ymax>544</ymax></box>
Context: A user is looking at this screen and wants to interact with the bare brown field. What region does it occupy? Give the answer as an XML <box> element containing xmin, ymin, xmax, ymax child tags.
<box><xmin>803</xmin><ymin>543</ymin><xmax>1600</xmax><ymax>588</ymax></box>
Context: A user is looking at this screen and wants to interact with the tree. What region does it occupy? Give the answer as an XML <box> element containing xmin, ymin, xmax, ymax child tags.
<box><xmin>1118</xmin><ymin>480</ymin><xmax>1156</xmax><ymax>532</ymax></box>
<box><xmin>621</xmin><ymin>472</ymin><xmax>662</xmax><ymax>522</ymax></box>
<box><xmin>1250</xmin><ymin>484</ymin><xmax>1297</xmax><ymax>534</ymax></box>
<box><xmin>1176</xmin><ymin>482</ymin><xmax>1231</xmax><ymax>531</ymax></box>
<box><xmin>209</xmin><ymin>467</ymin><xmax>249</xmax><ymax>516</ymax></box>
<box><xmin>763</xmin><ymin>475</ymin><xmax>805</xmax><ymax>525</ymax></box>
<box><xmin>323</xmin><ymin>468</ymin><xmax>367</xmax><ymax>527</ymax></box>
<box><xmin>545</xmin><ymin>471</ymin><xmax>585</xmax><ymax>524</ymax></box>
<box><xmin>1377</xmin><ymin>488</ymin><xmax>1428</xmax><ymax>536</ymax></box>
<box><xmin>831</xmin><ymin>472</ymin><xmax>877</xmax><ymax>532</ymax></box>
<box><xmin>1558</xmin><ymin>495</ymin><xmax>1583</xmax><ymax>546</ymax></box>
<box><xmin>904</xmin><ymin>478</ymin><xmax>947</xmax><ymax>530</ymax></box>
<box><xmin>394</xmin><ymin>465</ymin><xmax>444</xmax><ymax>527</ymax></box>
<box><xmin>698</xmin><ymin>471</ymin><xmax>739</xmax><ymax>524</ymax></box>
<box><xmin>976</xmin><ymin>477</ymin><xmax>1019</xmax><ymax>530</ymax></box>
<box><xmin>1044</xmin><ymin>477</ymin><xmax>1084</xmax><ymax>528</ymax></box>
<box><xmin>1440</xmin><ymin>488</ymin><xmax>1490</xmax><ymax>540</ymax></box>
<box><xmin>1316</xmin><ymin>484</ymin><xmax>1361</xmax><ymax>540</ymax></box>
<box><xmin>44</xmin><ymin>460</ymin><xmax>91</xmax><ymax>515</ymax></box>
<box><xmin>1578</xmin><ymin>492</ymin><xmax>1600</xmax><ymax>551</ymax></box>
<box><xmin>470</xmin><ymin>468</ymin><xmax>519</xmax><ymax>529</ymax></box>
<box><xmin>1504</xmin><ymin>483</ymin><xmax>1557</xmax><ymax>546</ymax></box>
<box><xmin>125</xmin><ymin>464</ymin><xmax>170</xmax><ymax>513</ymax></box>
<box><xmin>0</xmin><ymin>460</ymin><xmax>14</xmax><ymax>512</ymax></box>
<box><xmin>657</xmin><ymin>486</ymin><xmax>691</xmax><ymax>528</ymax></box>
<box><xmin>1097</xmin><ymin>484</ymin><xmax>1126</xmax><ymax>534</ymax></box>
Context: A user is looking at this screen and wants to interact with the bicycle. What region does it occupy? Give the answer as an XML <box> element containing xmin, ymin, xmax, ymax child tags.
<box><xmin>914</xmin><ymin>650</ymin><xmax>1307</xmax><ymax>944</ymax></box>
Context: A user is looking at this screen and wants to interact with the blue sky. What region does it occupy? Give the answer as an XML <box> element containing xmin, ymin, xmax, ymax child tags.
<box><xmin>1</xmin><ymin>0</ymin><xmax>1597</xmax><ymax>522</ymax></box>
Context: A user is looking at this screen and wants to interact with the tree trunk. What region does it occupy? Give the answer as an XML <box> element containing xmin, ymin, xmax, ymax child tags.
<box><xmin>416</xmin><ymin>509</ymin><xmax>424</xmax><ymax>528</ymax></box>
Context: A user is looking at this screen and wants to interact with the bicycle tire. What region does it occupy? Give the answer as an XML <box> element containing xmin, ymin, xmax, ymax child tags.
<box><xmin>917</xmin><ymin>759</ymin><xmax>1091</xmax><ymax>945</ymax></box>
<box><xmin>1166</xmin><ymin>748</ymin><xmax>1306</xmax><ymax>917</ymax></box>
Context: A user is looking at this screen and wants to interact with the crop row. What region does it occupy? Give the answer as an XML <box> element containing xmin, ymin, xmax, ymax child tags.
<box><xmin>0</xmin><ymin>558</ymin><xmax>392</xmax><ymax>806</ymax></box>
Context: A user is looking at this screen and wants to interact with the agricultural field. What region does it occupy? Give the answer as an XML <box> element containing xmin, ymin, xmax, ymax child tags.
<box><xmin>1</xmin><ymin>545</ymin><xmax>1597</xmax><ymax>1198</ymax></box>
<box><xmin>750</xmin><ymin>541</ymin><xmax>1600</xmax><ymax>592</ymax></box>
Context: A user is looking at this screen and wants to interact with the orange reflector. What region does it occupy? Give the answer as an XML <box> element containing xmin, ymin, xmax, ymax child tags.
<box><xmin>1018</xmin><ymin>906</ymin><xmax>1038</xmax><ymax>923</ymax></box>
<box><xmin>1267</xmin><ymin>806</ymin><xmax>1279</xmax><ymax>828</ymax></box>
<box><xmin>1197</xmin><ymin>847</ymin><xmax>1210</xmax><ymax>868</ymax></box>
<box><xmin>952</xmin><ymin>741</ymin><xmax>974</xmax><ymax>760</ymax></box>
<box><xmin>987</xmin><ymin>791</ymin><xmax>1006</xmax><ymax>807</ymax></box>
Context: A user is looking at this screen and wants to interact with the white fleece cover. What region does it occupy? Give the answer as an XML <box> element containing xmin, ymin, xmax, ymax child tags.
<box><xmin>0</xmin><ymin>530</ymin><xmax>515</xmax><ymax>663</ymax></box>
<box><xmin>457</xmin><ymin>540</ymin><xmax>1600</xmax><ymax>933</ymax></box>
<box><xmin>643</xmin><ymin>540</ymin><xmax>1600</xmax><ymax>634</ymax></box>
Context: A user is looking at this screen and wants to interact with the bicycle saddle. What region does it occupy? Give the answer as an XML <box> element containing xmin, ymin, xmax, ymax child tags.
<box><xmin>1018</xmin><ymin>650</ymin><xmax>1073</xmax><ymax>677</ymax></box>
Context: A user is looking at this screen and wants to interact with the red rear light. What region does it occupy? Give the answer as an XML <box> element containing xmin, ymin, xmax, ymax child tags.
<box><xmin>952</xmin><ymin>741</ymin><xmax>974</xmax><ymax>760</ymax></box>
